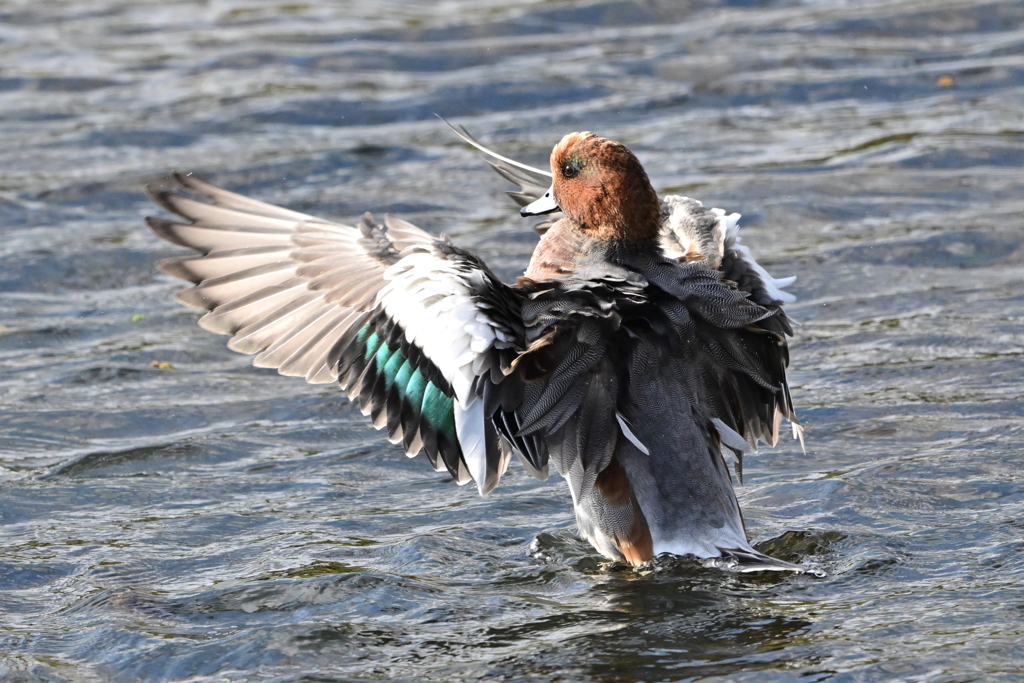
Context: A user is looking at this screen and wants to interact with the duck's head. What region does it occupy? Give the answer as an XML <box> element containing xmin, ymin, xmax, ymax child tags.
<box><xmin>521</xmin><ymin>132</ymin><xmax>661</xmax><ymax>244</ymax></box>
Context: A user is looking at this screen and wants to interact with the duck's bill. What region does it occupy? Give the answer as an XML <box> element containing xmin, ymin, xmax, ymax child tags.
<box><xmin>520</xmin><ymin>186</ymin><xmax>559</xmax><ymax>216</ymax></box>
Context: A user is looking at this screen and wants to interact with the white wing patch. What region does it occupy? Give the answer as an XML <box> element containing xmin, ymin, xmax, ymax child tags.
<box><xmin>378</xmin><ymin>247</ymin><xmax>498</xmax><ymax>407</ymax></box>
<box><xmin>715</xmin><ymin>209</ymin><xmax>797</xmax><ymax>303</ymax></box>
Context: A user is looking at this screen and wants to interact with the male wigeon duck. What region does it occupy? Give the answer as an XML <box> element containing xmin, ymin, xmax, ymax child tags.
<box><xmin>146</xmin><ymin>126</ymin><xmax>807</xmax><ymax>572</ymax></box>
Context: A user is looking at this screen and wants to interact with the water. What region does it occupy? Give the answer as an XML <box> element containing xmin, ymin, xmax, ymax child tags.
<box><xmin>2</xmin><ymin>0</ymin><xmax>1023</xmax><ymax>680</ymax></box>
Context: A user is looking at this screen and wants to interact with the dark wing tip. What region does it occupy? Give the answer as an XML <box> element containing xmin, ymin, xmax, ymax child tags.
<box><xmin>145</xmin><ymin>170</ymin><xmax>194</xmax><ymax>201</ymax></box>
<box><xmin>171</xmin><ymin>170</ymin><xmax>220</xmax><ymax>199</ymax></box>
<box><xmin>171</xmin><ymin>169</ymin><xmax>195</xmax><ymax>186</ymax></box>
<box><xmin>174</xmin><ymin>286</ymin><xmax>216</xmax><ymax>311</ymax></box>
<box><xmin>146</xmin><ymin>216</ymin><xmax>201</xmax><ymax>250</ymax></box>
<box><xmin>150</xmin><ymin>190</ymin><xmax>176</xmax><ymax>216</ymax></box>
<box><xmin>156</xmin><ymin>255</ymin><xmax>202</xmax><ymax>283</ymax></box>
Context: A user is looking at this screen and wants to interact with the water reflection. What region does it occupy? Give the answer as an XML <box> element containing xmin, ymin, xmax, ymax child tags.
<box><xmin>483</xmin><ymin>566</ymin><xmax>821</xmax><ymax>682</ymax></box>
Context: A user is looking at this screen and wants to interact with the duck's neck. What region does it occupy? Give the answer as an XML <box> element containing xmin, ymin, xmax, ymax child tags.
<box><xmin>524</xmin><ymin>216</ymin><xmax>659</xmax><ymax>281</ymax></box>
<box><xmin>525</xmin><ymin>219</ymin><xmax>586</xmax><ymax>280</ymax></box>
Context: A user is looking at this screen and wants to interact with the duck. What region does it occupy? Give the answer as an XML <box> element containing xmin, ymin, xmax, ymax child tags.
<box><xmin>146</xmin><ymin>125</ymin><xmax>807</xmax><ymax>572</ymax></box>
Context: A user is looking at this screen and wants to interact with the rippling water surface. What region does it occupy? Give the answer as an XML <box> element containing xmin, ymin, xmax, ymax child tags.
<box><xmin>2</xmin><ymin>1</ymin><xmax>1023</xmax><ymax>680</ymax></box>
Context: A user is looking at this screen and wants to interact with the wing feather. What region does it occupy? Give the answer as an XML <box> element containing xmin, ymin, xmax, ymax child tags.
<box><xmin>170</xmin><ymin>171</ymin><xmax>314</xmax><ymax>221</ymax></box>
<box><xmin>147</xmin><ymin>173</ymin><xmax>524</xmax><ymax>494</ymax></box>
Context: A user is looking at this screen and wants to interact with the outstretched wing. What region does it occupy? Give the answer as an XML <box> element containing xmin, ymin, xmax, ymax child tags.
<box><xmin>147</xmin><ymin>172</ymin><xmax>524</xmax><ymax>493</ymax></box>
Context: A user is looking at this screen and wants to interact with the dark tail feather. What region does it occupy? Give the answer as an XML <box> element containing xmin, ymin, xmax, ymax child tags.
<box><xmin>709</xmin><ymin>547</ymin><xmax>826</xmax><ymax>576</ymax></box>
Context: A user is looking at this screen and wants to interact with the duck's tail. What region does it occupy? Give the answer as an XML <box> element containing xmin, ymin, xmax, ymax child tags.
<box><xmin>705</xmin><ymin>546</ymin><xmax>826</xmax><ymax>576</ymax></box>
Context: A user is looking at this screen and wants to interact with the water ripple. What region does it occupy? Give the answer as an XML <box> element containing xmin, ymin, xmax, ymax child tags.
<box><xmin>2</xmin><ymin>0</ymin><xmax>1023</xmax><ymax>681</ymax></box>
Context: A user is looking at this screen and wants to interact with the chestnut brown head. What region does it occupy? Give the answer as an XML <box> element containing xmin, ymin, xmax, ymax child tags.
<box><xmin>541</xmin><ymin>132</ymin><xmax>662</xmax><ymax>244</ymax></box>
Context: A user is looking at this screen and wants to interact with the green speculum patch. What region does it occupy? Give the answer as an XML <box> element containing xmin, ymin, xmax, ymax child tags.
<box><xmin>382</xmin><ymin>349</ymin><xmax>405</xmax><ymax>390</ymax></box>
<box><xmin>421</xmin><ymin>379</ymin><xmax>457</xmax><ymax>446</ymax></box>
<box><xmin>358</xmin><ymin>322</ymin><xmax>457</xmax><ymax>448</ymax></box>
<box><xmin>362</xmin><ymin>329</ymin><xmax>382</xmax><ymax>362</ymax></box>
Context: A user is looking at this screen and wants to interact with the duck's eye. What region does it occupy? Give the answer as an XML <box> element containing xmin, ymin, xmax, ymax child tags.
<box><xmin>561</xmin><ymin>162</ymin><xmax>579</xmax><ymax>179</ymax></box>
